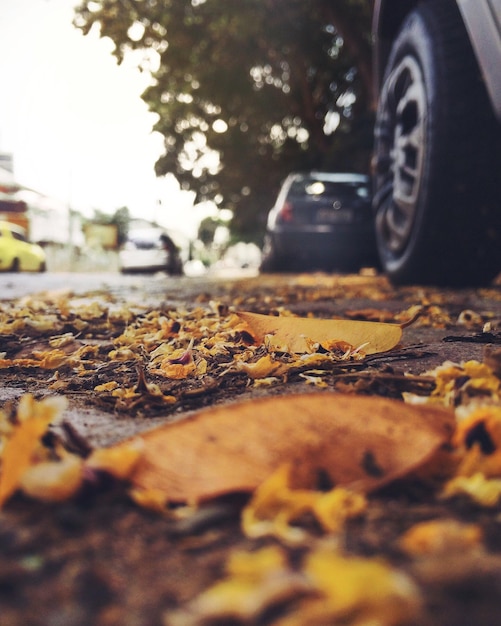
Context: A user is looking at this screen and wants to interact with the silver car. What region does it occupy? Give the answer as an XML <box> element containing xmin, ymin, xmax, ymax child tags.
<box><xmin>118</xmin><ymin>227</ymin><xmax>183</xmax><ymax>275</ymax></box>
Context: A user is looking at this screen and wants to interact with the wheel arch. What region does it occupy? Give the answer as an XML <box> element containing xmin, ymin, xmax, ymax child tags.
<box><xmin>373</xmin><ymin>0</ymin><xmax>501</xmax><ymax>120</ymax></box>
<box><xmin>372</xmin><ymin>0</ymin><xmax>419</xmax><ymax>102</ymax></box>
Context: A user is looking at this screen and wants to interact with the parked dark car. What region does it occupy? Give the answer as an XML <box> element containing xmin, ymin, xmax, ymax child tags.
<box><xmin>118</xmin><ymin>227</ymin><xmax>183</xmax><ymax>275</ymax></box>
<box><xmin>260</xmin><ymin>172</ymin><xmax>378</xmax><ymax>273</ymax></box>
<box><xmin>372</xmin><ymin>0</ymin><xmax>501</xmax><ymax>286</ymax></box>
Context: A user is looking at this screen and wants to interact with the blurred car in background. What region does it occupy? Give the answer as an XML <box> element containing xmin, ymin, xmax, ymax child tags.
<box><xmin>260</xmin><ymin>172</ymin><xmax>378</xmax><ymax>273</ymax></box>
<box><xmin>0</xmin><ymin>220</ymin><xmax>46</xmax><ymax>272</ymax></box>
<box><xmin>372</xmin><ymin>0</ymin><xmax>501</xmax><ymax>286</ymax></box>
<box><xmin>118</xmin><ymin>227</ymin><xmax>184</xmax><ymax>275</ymax></box>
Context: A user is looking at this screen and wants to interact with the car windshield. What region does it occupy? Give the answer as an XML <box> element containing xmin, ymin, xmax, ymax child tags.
<box><xmin>289</xmin><ymin>178</ymin><xmax>369</xmax><ymax>200</ymax></box>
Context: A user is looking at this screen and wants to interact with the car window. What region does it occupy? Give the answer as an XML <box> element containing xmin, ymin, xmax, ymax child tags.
<box><xmin>289</xmin><ymin>179</ymin><xmax>369</xmax><ymax>199</ymax></box>
<box><xmin>11</xmin><ymin>231</ymin><xmax>27</xmax><ymax>243</ymax></box>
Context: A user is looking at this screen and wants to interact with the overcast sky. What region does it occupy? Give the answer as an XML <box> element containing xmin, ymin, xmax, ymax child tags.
<box><xmin>0</xmin><ymin>0</ymin><xmax>195</xmax><ymax>227</ymax></box>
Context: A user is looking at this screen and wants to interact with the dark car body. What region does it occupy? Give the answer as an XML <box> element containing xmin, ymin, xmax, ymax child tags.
<box><xmin>260</xmin><ymin>172</ymin><xmax>378</xmax><ymax>273</ymax></box>
<box><xmin>372</xmin><ymin>0</ymin><xmax>501</xmax><ymax>286</ymax></box>
<box><xmin>373</xmin><ymin>0</ymin><xmax>501</xmax><ymax>121</ymax></box>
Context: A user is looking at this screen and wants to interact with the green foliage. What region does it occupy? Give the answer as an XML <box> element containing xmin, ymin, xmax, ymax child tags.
<box><xmin>89</xmin><ymin>206</ymin><xmax>130</xmax><ymax>245</ymax></box>
<box><xmin>74</xmin><ymin>0</ymin><xmax>373</xmax><ymax>241</ymax></box>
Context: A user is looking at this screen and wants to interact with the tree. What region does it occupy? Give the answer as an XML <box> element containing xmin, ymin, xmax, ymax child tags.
<box><xmin>74</xmin><ymin>0</ymin><xmax>373</xmax><ymax>241</ymax></box>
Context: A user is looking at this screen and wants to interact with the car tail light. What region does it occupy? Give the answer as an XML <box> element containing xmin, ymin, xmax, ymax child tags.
<box><xmin>277</xmin><ymin>201</ymin><xmax>294</xmax><ymax>223</ymax></box>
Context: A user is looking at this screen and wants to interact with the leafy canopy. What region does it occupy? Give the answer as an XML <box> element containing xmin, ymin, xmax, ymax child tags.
<box><xmin>74</xmin><ymin>0</ymin><xmax>373</xmax><ymax>240</ymax></box>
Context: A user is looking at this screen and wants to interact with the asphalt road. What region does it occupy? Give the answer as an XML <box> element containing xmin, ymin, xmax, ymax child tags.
<box><xmin>0</xmin><ymin>270</ymin><xmax>185</xmax><ymax>301</ymax></box>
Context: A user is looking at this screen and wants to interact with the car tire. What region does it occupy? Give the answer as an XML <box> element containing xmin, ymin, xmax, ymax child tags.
<box><xmin>373</xmin><ymin>0</ymin><xmax>501</xmax><ymax>286</ymax></box>
<box><xmin>10</xmin><ymin>258</ymin><xmax>20</xmax><ymax>272</ymax></box>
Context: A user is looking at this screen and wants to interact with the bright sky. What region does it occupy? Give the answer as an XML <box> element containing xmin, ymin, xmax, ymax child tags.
<box><xmin>0</xmin><ymin>0</ymin><xmax>197</xmax><ymax>231</ymax></box>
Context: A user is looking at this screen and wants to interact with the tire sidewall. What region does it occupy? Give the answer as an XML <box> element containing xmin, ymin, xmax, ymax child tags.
<box><xmin>375</xmin><ymin>10</ymin><xmax>448</xmax><ymax>282</ymax></box>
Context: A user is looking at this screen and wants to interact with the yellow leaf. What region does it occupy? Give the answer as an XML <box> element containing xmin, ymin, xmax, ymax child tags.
<box><xmin>235</xmin><ymin>354</ymin><xmax>288</xmax><ymax>379</ymax></box>
<box><xmin>236</xmin><ymin>310</ymin><xmax>402</xmax><ymax>355</ymax></box>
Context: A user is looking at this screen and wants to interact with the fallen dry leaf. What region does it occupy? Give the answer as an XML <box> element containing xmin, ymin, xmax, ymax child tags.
<box><xmin>237</xmin><ymin>310</ymin><xmax>402</xmax><ymax>355</ymax></box>
<box><xmin>129</xmin><ymin>393</ymin><xmax>454</xmax><ymax>504</ymax></box>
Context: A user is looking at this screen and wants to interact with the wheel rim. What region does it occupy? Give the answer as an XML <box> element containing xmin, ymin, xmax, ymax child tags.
<box><xmin>374</xmin><ymin>56</ymin><xmax>426</xmax><ymax>254</ymax></box>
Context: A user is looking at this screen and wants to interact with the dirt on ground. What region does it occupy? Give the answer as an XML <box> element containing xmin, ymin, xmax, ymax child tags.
<box><xmin>2</xmin><ymin>272</ymin><xmax>501</xmax><ymax>626</ymax></box>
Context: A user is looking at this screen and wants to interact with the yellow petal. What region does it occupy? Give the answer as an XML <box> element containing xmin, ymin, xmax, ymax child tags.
<box><xmin>86</xmin><ymin>439</ymin><xmax>144</xmax><ymax>480</ymax></box>
<box><xmin>0</xmin><ymin>395</ymin><xmax>68</xmax><ymax>507</ymax></box>
<box><xmin>442</xmin><ymin>472</ymin><xmax>501</xmax><ymax>507</ymax></box>
<box><xmin>20</xmin><ymin>454</ymin><xmax>84</xmax><ymax>502</ymax></box>
<box><xmin>303</xmin><ymin>549</ymin><xmax>421</xmax><ymax>625</ymax></box>
<box><xmin>400</xmin><ymin>519</ymin><xmax>483</xmax><ymax>556</ymax></box>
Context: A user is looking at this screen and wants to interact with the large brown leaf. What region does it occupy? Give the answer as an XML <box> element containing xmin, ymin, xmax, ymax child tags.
<box><xmin>236</xmin><ymin>311</ymin><xmax>402</xmax><ymax>355</ymax></box>
<box><xmin>130</xmin><ymin>393</ymin><xmax>454</xmax><ymax>504</ymax></box>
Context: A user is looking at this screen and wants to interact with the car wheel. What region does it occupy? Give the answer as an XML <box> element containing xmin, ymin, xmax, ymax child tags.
<box><xmin>10</xmin><ymin>258</ymin><xmax>20</xmax><ymax>272</ymax></box>
<box><xmin>373</xmin><ymin>0</ymin><xmax>501</xmax><ymax>286</ymax></box>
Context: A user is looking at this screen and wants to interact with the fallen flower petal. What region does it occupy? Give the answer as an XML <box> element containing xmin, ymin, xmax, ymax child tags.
<box><xmin>242</xmin><ymin>464</ymin><xmax>367</xmax><ymax>543</ymax></box>
<box><xmin>86</xmin><ymin>439</ymin><xmax>144</xmax><ymax>480</ymax></box>
<box><xmin>399</xmin><ymin>519</ymin><xmax>483</xmax><ymax>556</ymax></box>
<box><xmin>0</xmin><ymin>395</ymin><xmax>68</xmax><ymax>507</ymax></box>
<box><xmin>235</xmin><ymin>354</ymin><xmax>288</xmax><ymax>379</ymax></box>
<box><xmin>442</xmin><ymin>472</ymin><xmax>501</xmax><ymax>507</ymax></box>
<box><xmin>295</xmin><ymin>548</ymin><xmax>421</xmax><ymax>626</ymax></box>
<box><xmin>164</xmin><ymin>546</ymin><xmax>311</xmax><ymax>626</ymax></box>
<box><xmin>20</xmin><ymin>453</ymin><xmax>84</xmax><ymax>502</ymax></box>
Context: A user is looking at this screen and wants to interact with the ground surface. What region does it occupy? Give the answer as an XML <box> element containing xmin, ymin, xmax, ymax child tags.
<box><xmin>2</xmin><ymin>270</ymin><xmax>501</xmax><ymax>626</ymax></box>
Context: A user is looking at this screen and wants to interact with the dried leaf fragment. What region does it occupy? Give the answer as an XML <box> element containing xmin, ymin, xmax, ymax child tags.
<box><xmin>237</xmin><ymin>310</ymin><xmax>402</xmax><ymax>355</ymax></box>
<box><xmin>242</xmin><ymin>463</ymin><xmax>367</xmax><ymax>543</ymax></box>
<box><xmin>86</xmin><ymin>439</ymin><xmax>144</xmax><ymax>480</ymax></box>
<box><xmin>20</xmin><ymin>453</ymin><xmax>84</xmax><ymax>502</ymax></box>
<box><xmin>129</xmin><ymin>393</ymin><xmax>454</xmax><ymax>504</ymax></box>
<box><xmin>399</xmin><ymin>519</ymin><xmax>483</xmax><ymax>556</ymax></box>
<box><xmin>442</xmin><ymin>472</ymin><xmax>501</xmax><ymax>507</ymax></box>
<box><xmin>293</xmin><ymin>549</ymin><xmax>421</xmax><ymax>626</ymax></box>
<box><xmin>0</xmin><ymin>395</ymin><xmax>68</xmax><ymax>507</ymax></box>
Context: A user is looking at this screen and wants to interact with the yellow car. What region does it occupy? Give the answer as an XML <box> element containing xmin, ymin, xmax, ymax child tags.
<box><xmin>0</xmin><ymin>221</ymin><xmax>46</xmax><ymax>272</ymax></box>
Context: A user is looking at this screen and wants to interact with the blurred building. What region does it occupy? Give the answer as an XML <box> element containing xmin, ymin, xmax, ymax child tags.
<box><xmin>0</xmin><ymin>154</ymin><xmax>83</xmax><ymax>247</ymax></box>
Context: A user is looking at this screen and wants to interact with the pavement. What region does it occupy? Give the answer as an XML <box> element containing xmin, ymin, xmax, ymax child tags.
<box><xmin>2</xmin><ymin>269</ymin><xmax>501</xmax><ymax>449</ymax></box>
